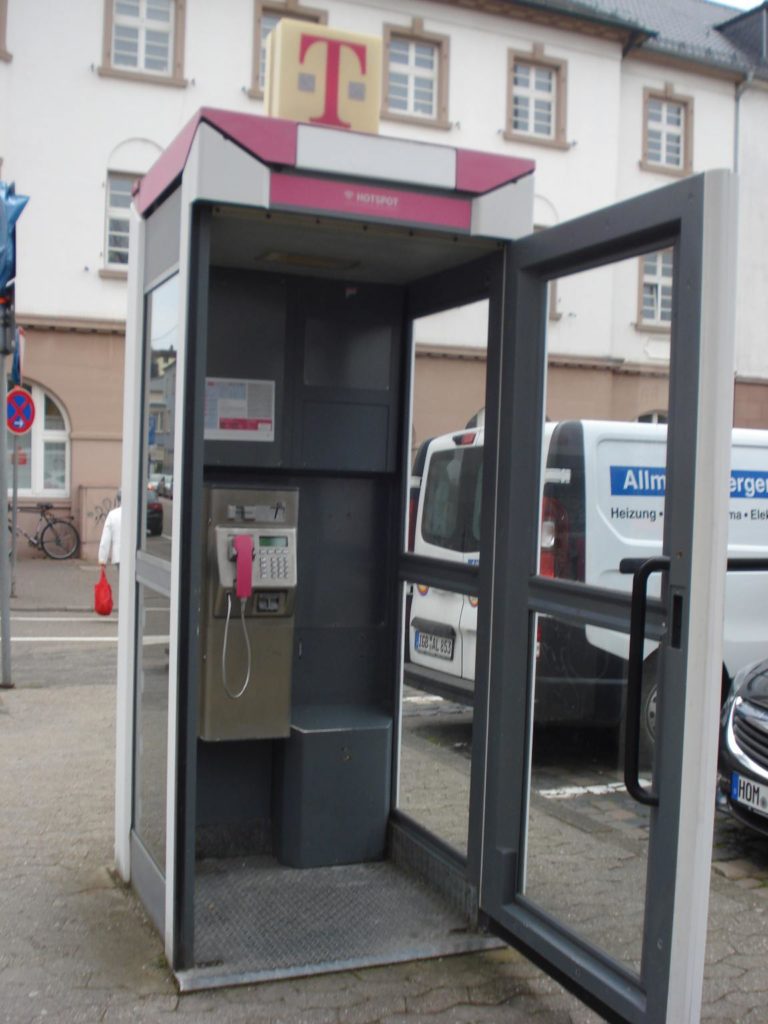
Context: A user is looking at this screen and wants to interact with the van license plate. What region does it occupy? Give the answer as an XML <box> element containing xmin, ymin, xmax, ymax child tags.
<box><xmin>415</xmin><ymin>631</ymin><xmax>454</xmax><ymax>660</ymax></box>
<box><xmin>731</xmin><ymin>772</ymin><xmax>768</xmax><ymax>818</ymax></box>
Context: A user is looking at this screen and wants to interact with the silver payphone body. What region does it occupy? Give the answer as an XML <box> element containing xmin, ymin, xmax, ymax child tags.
<box><xmin>199</xmin><ymin>486</ymin><xmax>298</xmax><ymax>741</ymax></box>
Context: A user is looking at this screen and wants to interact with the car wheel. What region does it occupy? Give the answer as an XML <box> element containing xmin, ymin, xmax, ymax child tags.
<box><xmin>639</xmin><ymin>653</ymin><xmax>659</xmax><ymax>769</ymax></box>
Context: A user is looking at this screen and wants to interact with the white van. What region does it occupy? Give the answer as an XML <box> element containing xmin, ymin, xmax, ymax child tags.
<box><xmin>406</xmin><ymin>420</ymin><xmax>768</xmax><ymax>750</ymax></box>
<box><xmin>407</xmin><ymin>425</ymin><xmax>486</xmax><ymax>703</ymax></box>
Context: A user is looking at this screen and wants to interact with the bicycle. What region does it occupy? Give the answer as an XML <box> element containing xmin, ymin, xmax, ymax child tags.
<box><xmin>8</xmin><ymin>503</ymin><xmax>80</xmax><ymax>560</ymax></box>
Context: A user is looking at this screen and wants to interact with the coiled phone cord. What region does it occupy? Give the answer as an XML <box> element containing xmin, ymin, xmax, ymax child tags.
<box><xmin>221</xmin><ymin>591</ymin><xmax>251</xmax><ymax>699</ymax></box>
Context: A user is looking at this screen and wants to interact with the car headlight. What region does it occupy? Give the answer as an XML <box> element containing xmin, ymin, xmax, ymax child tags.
<box><xmin>724</xmin><ymin>659</ymin><xmax>768</xmax><ymax>713</ymax></box>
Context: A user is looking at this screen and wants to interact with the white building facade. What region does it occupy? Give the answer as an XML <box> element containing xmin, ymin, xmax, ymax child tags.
<box><xmin>1</xmin><ymin>0</ymin><xmax>766</xmax><ymax>555</ymax></box>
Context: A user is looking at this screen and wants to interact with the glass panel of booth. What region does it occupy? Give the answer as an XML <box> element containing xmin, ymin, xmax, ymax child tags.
<box><xmin>398</xmin><ymin>298</ymin><xmax>489</xmax><ymax>856</ymax></box>
<box><xmin>133</xmin><ymin>585</ymin><xmax>171</xmax><ymax>872</ymax></box>
<box><xmin>514</xmin><ymin>252</ymin><xmax>671</xmax><ymax>976</ymax></box>
<box><xmin>399</xmin><ymin>580</ymin><xmax>475</xmax><ymax>857</ymax></box>
<box><xmin>525</xmin><ymin>608</ymin><xmax>654</xmax><ymax>976</ymax></box>
<box><xmin>409</xmin><ymin>299</ymin><xmax>487</xmax><ymax>557</ymax></box>
<box><xmin>142</xmin><ymin>272</ymin><xmax>179</xmax><ymax>559</ymax></box>
<box><xmin>535</xmin><ymin>248</ymin><xmax>671</xmax><ymax>729</ymax></box>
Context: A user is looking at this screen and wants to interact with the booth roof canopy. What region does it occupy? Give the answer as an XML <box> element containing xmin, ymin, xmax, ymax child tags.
<box><xmin>134</xmin><ymin>108</ymin><xmax>536</xmax><ymax>217</ymax></box>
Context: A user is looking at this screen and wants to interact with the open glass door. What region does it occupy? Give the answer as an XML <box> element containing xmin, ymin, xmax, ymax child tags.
<box><xmin>476</xmin><ymin>172</ymin><xmax>737</xmax><ymax>1023</ymax></box>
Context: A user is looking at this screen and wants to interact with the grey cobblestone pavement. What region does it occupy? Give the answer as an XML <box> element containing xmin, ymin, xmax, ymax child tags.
<box><xmin>1</xmin><ymin>559</ymin><xmax>768</xmax><ymax>1022</ymax></box>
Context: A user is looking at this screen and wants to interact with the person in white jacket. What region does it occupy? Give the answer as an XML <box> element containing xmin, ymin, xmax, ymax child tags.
<box><xmin>98</xmin><ymin>490</ymin><xmax>122</xmax><ymax>565</ymax></box>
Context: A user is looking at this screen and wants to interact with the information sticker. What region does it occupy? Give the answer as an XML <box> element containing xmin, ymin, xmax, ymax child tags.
<box><xmin>204</xmin><ymin>378</ymin><xmax>275</xmax><ymax>442</ymax></box>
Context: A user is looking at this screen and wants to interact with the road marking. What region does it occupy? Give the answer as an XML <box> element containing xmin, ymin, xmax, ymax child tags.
<box><xmin>10</xmin><ymin>636</ymin><xmax>119</xmax><ymax>643</ymax></box>
<box><xmin>10</xmin><ymin>635</ymin><xmax>168</xmax><ymax>644</ymax></box>
<box><xmin>538</xmin><ymin>780</ymin><xmax>652</xmax><ymax>800</ymax></box>
<box><xmin>11</xmin><ymin>608</ymin><xmax>166</xmax><ymax>622</ymax></box>
<box><xmin>404</xmin><ymin>695</ymin><xmax>445</xmax><ymax>704</ymax></box>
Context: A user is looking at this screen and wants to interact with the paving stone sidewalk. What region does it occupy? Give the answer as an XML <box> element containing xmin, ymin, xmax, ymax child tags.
<box><xmin>7</xmin><ymin>556</ymin><xmax>114</xmax><ymax>613</ymax></box>
<box><xmin>0</xmin><ymin>682</ymin><xmax>605</xmax><ymax>1024</ymax></box>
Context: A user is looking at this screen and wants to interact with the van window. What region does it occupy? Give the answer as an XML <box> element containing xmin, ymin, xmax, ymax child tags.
<box><xmin>421</xmin><ymin>448</ymin><xmax>482</xmax><ymax>552</ymax></box>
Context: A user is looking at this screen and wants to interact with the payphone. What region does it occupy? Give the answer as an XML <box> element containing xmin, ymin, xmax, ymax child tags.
<box><xmin>199</xmin><ymin>486</ymin><xmax>298</xmax><ymax>741</ymax></box>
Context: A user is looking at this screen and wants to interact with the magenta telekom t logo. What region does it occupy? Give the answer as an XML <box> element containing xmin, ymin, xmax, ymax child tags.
<box><xmin>299</xmin><ymin>33</ymin><xmax>367</xmax><ymax>129</ymax></box>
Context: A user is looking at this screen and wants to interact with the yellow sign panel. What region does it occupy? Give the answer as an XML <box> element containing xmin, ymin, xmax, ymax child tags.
<box><xmin>266</xmin><ymin>20</ymin><xmax>382</xmax><ymax>134</ymax></box>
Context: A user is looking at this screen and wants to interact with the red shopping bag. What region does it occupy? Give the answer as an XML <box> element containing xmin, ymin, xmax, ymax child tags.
<box><xmin>94</xmin><ymin>566</ymin><xmax>113</xmax><ymax>616</ymax></box>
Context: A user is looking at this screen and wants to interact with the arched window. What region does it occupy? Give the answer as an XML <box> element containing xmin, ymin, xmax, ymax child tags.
<box><xmin>102</xmin><ymin>139</ymin><xmax>162</xmax><ymax>276</ymax></box>
<box><xmin>5</xmin><ymin>384</ymin><xmax>71</xmax><ymax>498</ymax></box>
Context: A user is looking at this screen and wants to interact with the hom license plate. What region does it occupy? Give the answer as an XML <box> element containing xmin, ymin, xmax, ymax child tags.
<box><xmin>415</xmin><ymin>631</ymin><xmax>454</xmax><ymax>660</ymax></box>
<box><xmin>731</xmin><ymin>772</ymin><xmax>768</xmax><ymax>818</ymax></box>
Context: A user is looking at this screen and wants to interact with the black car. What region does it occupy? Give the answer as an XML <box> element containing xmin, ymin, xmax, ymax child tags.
<box><xmin>718</xmin><ymin>659</ymin><xmax>768</xmax><ymax>837</ymax></box>
<box><xmin>146</xmin><ymin>492</ymin><xmax>163</xmax><ymax>537</ymax></box>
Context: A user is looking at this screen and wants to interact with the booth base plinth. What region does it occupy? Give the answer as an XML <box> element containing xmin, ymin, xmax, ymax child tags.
<box><xmin>177</xmin><ymin>856</ymin><xmax>500</xmax><ymax>992</ymax></box>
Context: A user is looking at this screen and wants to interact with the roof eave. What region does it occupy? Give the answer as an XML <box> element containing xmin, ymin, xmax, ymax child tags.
<box><xmin>627</xmin><ymin>42</ymin><xmax>765</xmax><ymax>83</ymax></box>
<box><xmin>430</xmin><ymin>0</ymin><xmax>656</xmax><ymax>47</ymax></box>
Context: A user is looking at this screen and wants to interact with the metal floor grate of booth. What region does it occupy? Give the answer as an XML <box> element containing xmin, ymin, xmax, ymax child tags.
<box><xmin>177</xmin><ymin>855</ymin><xmax>500</xmax><ymax>992</ymax></box>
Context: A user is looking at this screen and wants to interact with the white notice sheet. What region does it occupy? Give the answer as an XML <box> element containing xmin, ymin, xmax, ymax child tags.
<box><xmin>204</xmin><ymin>377</ymin><xmax>275</xmax><ymax>442</ymax></box>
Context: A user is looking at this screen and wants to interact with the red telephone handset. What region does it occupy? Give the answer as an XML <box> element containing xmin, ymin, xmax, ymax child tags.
<box><xmin>232</xmin><ymin>533</ymin><xmax>254</xmax><ymax>600</ymax></box>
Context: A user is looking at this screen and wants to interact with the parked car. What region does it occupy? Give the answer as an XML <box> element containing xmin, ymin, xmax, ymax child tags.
<box><xmin>718</xmin><ymin>658</ymin><xmax>768</xmax><ymax>837</ymax></box>
<box><xmin>146</xmin><ymin>491</ymin><xmax>163</xmax><ymax>536</ymax></box>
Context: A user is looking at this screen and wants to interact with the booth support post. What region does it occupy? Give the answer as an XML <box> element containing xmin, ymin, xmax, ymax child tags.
<box><xmin>172</xmin><ymin>202</ymin><xmax>212</xmax><ymax>970</ymax></box>
<box><xmin>114</xmin><ymin>207</ymin><xmax>146</xmax><ymax>882</ymax></box>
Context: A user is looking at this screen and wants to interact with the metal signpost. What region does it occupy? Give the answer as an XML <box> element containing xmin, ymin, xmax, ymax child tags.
<box><xmin>0</xmin><ymin>182</ymin><xmax>30</xmax><ymax>689</ymax></box>
<box><xmin>6</xmin><ymin>385</ymin><xmax>35</xmax><ymax>590</ymax></box>
<box><xmin>0</xmin><ymin>297</ymin><xmax>15</xmax><ymax>687</ymax></box>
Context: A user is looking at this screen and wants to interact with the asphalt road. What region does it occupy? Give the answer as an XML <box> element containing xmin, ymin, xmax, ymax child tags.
<box><xmin>5</xmin><ymin>610</ymin><xmax>119</xmax><ymax>688</ymax></box>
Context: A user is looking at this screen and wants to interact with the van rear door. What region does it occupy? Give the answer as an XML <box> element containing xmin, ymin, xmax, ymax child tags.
<box><xmin>408</xmin><ymin>431</ymin><xmax>482</xmax><ymax>693</ymax></box>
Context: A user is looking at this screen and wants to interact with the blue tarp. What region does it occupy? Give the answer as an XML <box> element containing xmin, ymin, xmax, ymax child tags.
<box><xmin>0</xmin><ymin>182</ymin><xmax>29</xmax><ymax>294</ymax></box>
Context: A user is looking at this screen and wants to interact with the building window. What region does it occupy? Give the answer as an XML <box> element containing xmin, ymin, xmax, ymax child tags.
<box><xmin>638</xmin><ymin>249</ymin><xmax>674</xmax><ymax>330</ymax></box>
<box><xmin>513</xmin><ymin>62</ymin><xmax>554</xmax><ymax>137</ymax></box>
<box><xmin>382</xmin><ymin>20</ymin><xmax>450</xmax><ymax>129</ymax></box>
<box><xmin>250</xmin><ymin>0</ymin><xmax>327</xmax><ymax>99</ymax></box>
<box><xmin>99</xmin><ymin>0</ymin><xmax>186</xmax><ymax>86</ymax></box>
<box><xmin>104</xmin><ymin>172</ymin><xmax>135</xmax><ymax>271</ymax></box>
<box><xmin>0</xmin><ymin>0</ymin><xmax>11</xmax><ymax>62</ymax></box>
<box><xmin>5</xmin><ymin>385</ymin><xmax>71</xmax><ymax>498</ymax></box>
<box><xmin>640</xmin><ymin>86</ymin><xmax>693</xmax><ymax>176</ymax></box>
<box><xmin>388</xmin><ymin>38</ymin><xmax>437</xmax><ymax>118</ymax></box>
<box><xmin>505</xmin><ymin>47</ymin><xmax>568</xmax><ymax>149</ymax></box>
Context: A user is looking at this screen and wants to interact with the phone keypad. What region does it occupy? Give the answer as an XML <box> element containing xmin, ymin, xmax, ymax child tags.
<box><xmin>259</xmin><ymin>552</ymin><xmax>291</xmax><ymax>581</ymax></box>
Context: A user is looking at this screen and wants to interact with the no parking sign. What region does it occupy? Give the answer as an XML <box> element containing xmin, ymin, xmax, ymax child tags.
<box><xmin>6</xmin><ymin>386</ymin><xmax>35</xmax><ymax>434</ymax></box>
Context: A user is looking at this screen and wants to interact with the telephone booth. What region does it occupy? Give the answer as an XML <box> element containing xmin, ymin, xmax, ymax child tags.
<box><xmin>115</xmin><ymin>107</ymin><xmax>739</xmax><ymax>1023</ymax></box>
